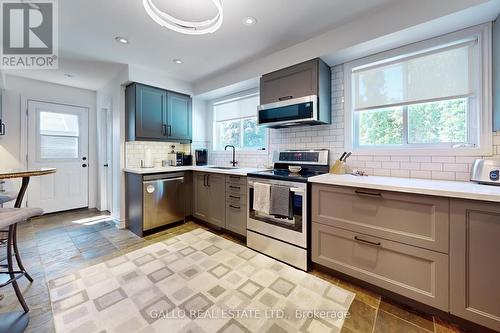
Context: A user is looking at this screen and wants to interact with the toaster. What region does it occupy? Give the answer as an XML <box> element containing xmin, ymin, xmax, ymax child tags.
<box><xmin>470</xmin><ymin>159</ymin><xmax>500</xmax><ymax>185</ymax></box>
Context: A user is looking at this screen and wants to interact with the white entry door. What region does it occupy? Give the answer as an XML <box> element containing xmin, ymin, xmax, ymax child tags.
<box><xmin>27</xmin><ymin>100</ymin><xmax>89</xmax><ymax>213</ymax></box>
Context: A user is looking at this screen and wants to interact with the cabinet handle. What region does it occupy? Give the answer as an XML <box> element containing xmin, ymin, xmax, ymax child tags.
<box><xmin>206</xmin><ymin>174</ymin><xmax>210</xmax><ymax>187</ymax></box>
<box><xmin>354</xmin><ymin>189</ymin><xmax>382</xmax><ymax>198</ymax></box>
<box><xmin>168</xmin><ymin>125</ymin><xmax>172</xmax><ymax>136</ymax></box>
<box><xmin>0</xmin><ymin>122</ymin><xmax>5</xmax><ymax>135</ymax></box>
<box><xmin>229</xmin><ymin>185</ymin><xmax>240</xmax><ymax>190</ymax></box>
<box><xmin>354</xmin><ymin>236</ymin><xmax>381</xmax><ymax>246</ymax></box>
<box><xmin>203</xmin><ymin>175</ymin><xmax>207</xmax><ymax>187</ymax></box>
<box><xmin>278</xmin><ymin>95</ymin><xmax>293</xmax><ymax>101</ymax></box>
<box><xmin>161</xmin><ymin>124</ymin><xmax>167</xmax><ymax>136</ymax></box>
<box><xmin>229</xmin><ymin>195</ymin><xmax>240</xmax><ymax>199</ymax></box>
<box><xmin>229</xmin><ymin>205</ymin><xmax>240</xmax><ymax>210</ymax></box>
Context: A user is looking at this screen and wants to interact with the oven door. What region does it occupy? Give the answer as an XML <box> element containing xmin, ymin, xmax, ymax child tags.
<box><xmin>247</xmin><ymin>177</ymin><xmax>307</xmax><ymax>248</ymax></box>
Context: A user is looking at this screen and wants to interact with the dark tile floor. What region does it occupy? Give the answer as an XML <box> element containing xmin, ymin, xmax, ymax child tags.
<box><xmin>0</xmin><ymin>209</ymin><xmax>466</xmax><ymax>333</ymax></box>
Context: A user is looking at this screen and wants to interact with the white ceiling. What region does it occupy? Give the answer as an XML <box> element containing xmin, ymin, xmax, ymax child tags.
<box><xmin>3</xmin><ymin>0</ymin><xmax>397</xmax><ymax>90</ymax></box>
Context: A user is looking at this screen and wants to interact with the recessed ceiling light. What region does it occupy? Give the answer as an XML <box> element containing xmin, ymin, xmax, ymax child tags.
<box><xmin>242</xmin><ymin>16</ymin><xmax>257</xmax><ymax>26</ymax></box>
<box><xmin>173</xmin><ymin>59</ymin><xmax>183</xmax><ymax>64</ymax></box>
<box><xmin>64</xmin><ymin>73</ymin><xmax>74</xmax><ymax>78</ymax></box>
<box><xmin>115</xmin><ymin>36</ymin><xmax>129</xmax><ymax>44</ymax></box>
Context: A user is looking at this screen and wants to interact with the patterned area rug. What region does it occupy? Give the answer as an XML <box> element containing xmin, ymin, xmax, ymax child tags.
<box><xmin>48</xmin><ymin>229</ymin><xmax>355</xmax><ymax>333</ymax></box>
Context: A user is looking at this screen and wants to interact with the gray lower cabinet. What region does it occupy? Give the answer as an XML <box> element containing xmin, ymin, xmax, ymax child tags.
<box><xmin>225</xmin><ymin>175</ymin><xmax>247</xmax><ymax>236</ymax></box>
<box><xmin>312</xmin><ymin>222</ymin><xmax>449</xmax><ymax>310</ymax></box>
<box><xmin>193</xmin><ymin>172</ymin><xmax>226</xmax><ymax>228</ymax></box>
<box><xmin>193</xmin><ymin>172</ymin><xmax>247</xmax><ymax>236</ymax></box>
<box><xmin>311</xmin><ymin>184</ymin><xmax>449</xmax><ymax>310</ymax></box>
<box><xmin>450</xmin><ymin>199</ymin><xmax>500</xmax><ymax>331</ymax></box>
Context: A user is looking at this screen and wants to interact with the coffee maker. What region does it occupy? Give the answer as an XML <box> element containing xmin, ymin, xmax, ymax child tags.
<box><xmin>195</xmin><ymin>149</ymin><xmax>208</xmax><ymax>166</ymax></box>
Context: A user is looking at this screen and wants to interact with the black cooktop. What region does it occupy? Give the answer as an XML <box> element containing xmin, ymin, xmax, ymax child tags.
<box><xmin>247</xmin><ymin>168</ymin><xmax>327</xmax><ymax>183</ymax></box>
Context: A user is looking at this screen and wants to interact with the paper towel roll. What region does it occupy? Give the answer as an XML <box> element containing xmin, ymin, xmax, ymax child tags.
<box><xmin>144</xmin><ymin>149</ymin><xmax>153</xmax><ymax>168</ymax></box>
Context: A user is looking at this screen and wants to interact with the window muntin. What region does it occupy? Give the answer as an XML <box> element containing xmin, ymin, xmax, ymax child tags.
<box><xmin>213</xmin><ymin>94</ymin><xmax>266</xmax><ymax>150</ymax></box>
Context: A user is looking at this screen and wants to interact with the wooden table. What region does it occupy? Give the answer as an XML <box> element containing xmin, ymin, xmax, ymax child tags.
<box><xmin>0</xmin><ymin>168</ymin><xmax>55</xmax><ymax>333</ymax></box>
<box><xmin>0</xmin><ymin>168</ymin><xmax>56</xmax><ymax>208</ymax></box>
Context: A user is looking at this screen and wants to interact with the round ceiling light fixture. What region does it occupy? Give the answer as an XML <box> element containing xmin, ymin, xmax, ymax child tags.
<box><xmin>173</xmin><ymin>58</ymin><xmax>183</xmax><ymax>64</ymax></box>
<box><xmin>142</xmin><ymin>0</ymin><xmax>223</xmax><ymax>35</ymax></box>
<box><xmin>115</xmin><ymin>36</ymin><xmax>129</xmax><ymax>44</ymax></box>
<box><xmin>242</xmin><ymin>16</ymin><xmax>256</xmax><ymax>26</ymax></box>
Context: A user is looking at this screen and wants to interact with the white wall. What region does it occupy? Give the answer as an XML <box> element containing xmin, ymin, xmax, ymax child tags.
<box><xmin>0</xmin><ymin>75</ymin><xmax>98</xmax><ymax>207</ymax></box>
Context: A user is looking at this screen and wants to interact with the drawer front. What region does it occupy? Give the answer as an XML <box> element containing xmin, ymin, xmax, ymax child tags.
<box><xmin>226</xmin><ymin>203</ymin><xmax>247</xmax><ymax>236</ymax></box>
<box><xmin>312</xmin><ymin>222</ymin><xmax>449</xmax><ymax>310</ymax></box>
<box><xmin>312</xmin><ymin>185</ymin><xmax>449</xmax><ymax>253</ymax></box>
<box><xmin>226</xmin><ymin>175</ymin><xmax>247</xmax><ymax>185</ymax></box>
<box><xmin>226</xmin><ymin>182</ymin><xmax>246</xmax><ymax>195</ymax></box>
<box><xmin>226</xmin><ymin>192</ymin><xmax>246</xmax><ymax>205</ymax></box>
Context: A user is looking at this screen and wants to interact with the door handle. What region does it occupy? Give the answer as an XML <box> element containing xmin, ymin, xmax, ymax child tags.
<box><xmin>104</xmin><ymin>164</ymin><xmax>109</xmax><ymax>167</ymax></box>
<box><xmin>354</xmin><ymin>236</ymin><xmax>381</xmax><ymax>246</ymax></box>
<box><xmin>82</xmin><ymin>164</ymin><xmax>87</xmax><ymax>168</ymax></box>
<box><xmin>82</xmin><ymin>157</ymin><xmax>87</xmax><ymax>161</ymax></box>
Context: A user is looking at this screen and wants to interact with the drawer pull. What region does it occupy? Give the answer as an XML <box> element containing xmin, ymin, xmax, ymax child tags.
<box><xmin>229</xmin><ymin>186</ymin><xmax>241</xmax><ymax>190</ymax></box>
<box><xmin>229</xmin><ymin>195</ymin><xmax>241</xmax><ymax>199</ymax></box>
<box><xmin>355</xmin><ymin>190</ymin><xmax>382</xmax><ymax>198</ymax></box>
<box><xmin>229</xmin><ymin>205</ymin><xmax>241</xmax><ymax>209</ymax></box>
<box><xmin>354</xmin><ymin>236</ymin><xmax>381</xmax><ymax>246</ymax></box>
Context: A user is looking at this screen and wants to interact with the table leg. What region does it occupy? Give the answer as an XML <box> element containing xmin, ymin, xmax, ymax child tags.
<box><xmin>12</xmin><ymin>176</ymin><xmax>33</xmax><ymax>282</ymax></box>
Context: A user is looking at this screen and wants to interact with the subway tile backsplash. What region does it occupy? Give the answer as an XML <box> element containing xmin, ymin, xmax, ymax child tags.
<box><xmin>125</xmin><ymin>141</ymin><xmax>191</xmax><ymax>168</ymax></box>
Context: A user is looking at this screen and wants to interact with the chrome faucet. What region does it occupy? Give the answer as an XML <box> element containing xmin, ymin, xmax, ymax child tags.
<box><xmin>225</xmin><ymin>145</ymin><xmax>238</xmax><ymax>167</ymax></box>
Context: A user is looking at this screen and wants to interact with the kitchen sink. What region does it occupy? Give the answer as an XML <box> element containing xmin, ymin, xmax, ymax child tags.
<box><xmin>207</xmin><ymin>166</ymin><xmax>240</xmax><ymax>170</ymax></box>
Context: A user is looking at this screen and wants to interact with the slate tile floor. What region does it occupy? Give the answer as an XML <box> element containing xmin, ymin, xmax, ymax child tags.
<box><xmin>0</xmin><ymin>209</ymin><xmax>466</xmax><ymax>333</ymax></box>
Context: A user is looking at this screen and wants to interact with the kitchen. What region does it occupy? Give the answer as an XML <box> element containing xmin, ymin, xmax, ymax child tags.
<box><xmin>0</xmin><ymin>1</ymin><xmax>500</xmax><ymax>333</ymax></box>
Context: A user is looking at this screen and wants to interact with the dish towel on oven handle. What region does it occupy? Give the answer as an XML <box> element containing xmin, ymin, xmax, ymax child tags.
<box><xmin>269</xmin><ymin>185</ymin><xmax>292</xmax><ymax>218</ymax></box>
<box><xmin>253</xmin><ymin>182</ymin><xmax>271</xmax><ymax>214</ymax></box>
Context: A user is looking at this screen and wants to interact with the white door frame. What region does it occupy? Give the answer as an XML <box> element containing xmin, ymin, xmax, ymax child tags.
<box><xmin>20</xmin><ymin>96</ymin><xmax>92</xmax><ymax>208</ymax></box>
<box><xmin>98</xmin><ymin>105</ymin><xmax>113</xmax><ymax>212</ymax></box>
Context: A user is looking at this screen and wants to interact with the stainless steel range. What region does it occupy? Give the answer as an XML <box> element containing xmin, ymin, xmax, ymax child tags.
<box><xmin>246</xmin><ymin>149</ymin><xmax>329</xmax><ymax>270</ymax></box>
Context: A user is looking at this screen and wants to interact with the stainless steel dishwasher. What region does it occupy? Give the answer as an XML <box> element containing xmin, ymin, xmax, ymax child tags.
<box><xmin>143</xmin><ymin>172</ymin><xmax>185</xmax><ymax>231</ymax></box>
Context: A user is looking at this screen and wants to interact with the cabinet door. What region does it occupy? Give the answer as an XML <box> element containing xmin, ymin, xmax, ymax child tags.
<box><xmin>208</xmin><ymin>174</ymin><xmax>226</xmax><ymax>227</ymax></box>
<box><xmin>167</xmin><ymin>92</ymin><xmax>192</xmax><ymax>141</ymax></box>
<box><xmin>260</xmin><ymin>59</ymin><xmax>318</xmax><ymax>104</ymax></box>
<box><xmin>450</xmin><ymin>200</ymin><xmax>500</xmax><ymax>331</ymax></box>
<box><xmin>136</xmin><ymin>84</ymin><xmax>167</xmax><ymax>139</ymax></box>
<box><xmin>193</xmin><ymin>173</ymin><xmax>209</xmax><ymax>220</ymax></box>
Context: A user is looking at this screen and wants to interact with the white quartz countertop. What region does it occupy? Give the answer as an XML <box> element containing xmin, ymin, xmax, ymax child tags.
<box><xmin>308</xmin><ymin>173</ymin><xmax>500</xmax><ymax>203</ymax></box>
<box><xmin>123</xmin><ymin>166</ymin><xmax>268</xmax><ymax>176</ymax></box>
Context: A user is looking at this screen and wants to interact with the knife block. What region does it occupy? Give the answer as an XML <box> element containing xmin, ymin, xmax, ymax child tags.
<box><xmin>330</xmin><ymin>159</ymin><xmax>346</xmax><ymax>174</ymax></box>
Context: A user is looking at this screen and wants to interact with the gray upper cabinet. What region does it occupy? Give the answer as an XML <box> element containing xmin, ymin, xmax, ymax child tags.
<box><xmin>260</xmin><ymin>59</ymin><xmax>319</xmax><ymax>104</ymax></box>
<box><xmin>126</xmin><ymin>82</ymin><xmax>192</xmax><ymax>142</ymax></box>
<box><xmin>450</xmin><ymin>199</ymin><xmax>500</xmax><ymax>332</ymax></box>
<box><xmin>168</xmin><ymin>92</ymin><xmax>192</xmax><ymax>142</ymax></box>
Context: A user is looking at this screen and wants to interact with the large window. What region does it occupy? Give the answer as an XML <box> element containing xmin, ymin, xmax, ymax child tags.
<box><xmin>345</xmin><ymin>25</ymin><xmax>492</xmax><ymax>155</ymax></box>
<box><xmin>213</xmin><ymin>94</ymin><xmax>267</xmax><ymax>150</ymax></box>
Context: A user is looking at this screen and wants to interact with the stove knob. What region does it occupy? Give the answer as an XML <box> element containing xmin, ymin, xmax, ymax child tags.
<box><xmin>489</xmin><ymin>170</ymin><xmax>499</xmax><ymax>181</ymax></box>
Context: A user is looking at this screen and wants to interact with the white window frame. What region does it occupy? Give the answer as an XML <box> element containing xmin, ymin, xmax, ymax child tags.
<box><xmin>344</xmin><ymin>23</ymin><xmax>492</xmax><ymax>156</ymax></box>
<box><xmin>211</xmin><ymin>90</ymin><xmax>268</xmax><ymax>153</ymax></box>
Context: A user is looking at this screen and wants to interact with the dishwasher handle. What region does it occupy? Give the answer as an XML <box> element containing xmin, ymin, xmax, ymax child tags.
<box><xmin>143</xmin><ymin>177</ymin><xmax>184</xmax><ymax>185</ymax></box>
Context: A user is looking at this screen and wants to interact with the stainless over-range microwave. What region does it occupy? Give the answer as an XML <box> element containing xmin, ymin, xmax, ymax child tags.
<box><xmin>257</xmin><ymin>95</ymin><xmax>326</xmax><ymax>128</ymax></box>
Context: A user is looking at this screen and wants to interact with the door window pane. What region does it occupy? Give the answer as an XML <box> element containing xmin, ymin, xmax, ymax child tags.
<box><xmin>358</xmin><ymin>107</ymin><xmax>403</xmax><ymax>145</ymax></box>
<box><xmin>408</xmin><ymin>98</ymin><xmax>467</xmax><ymax>144</ymax></box>
<box><xmin>40</xmin><ymin>112</ymin><xmax>79</xmax><ymax>136</ymax></box>
<box><xmin>40</xmin><ymin>136</ymin><xmax>79</xmax><ymax>159</ymax></box>
<box><xmin>39</xmin><ymin>111</ymin><xmax>80</xmax><ymax>159</ymax></box>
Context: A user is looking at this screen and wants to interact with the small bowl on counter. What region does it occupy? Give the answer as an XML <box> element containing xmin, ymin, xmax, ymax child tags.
<box><xmin>288</xmin><ymin>166</ymin><xmax>302</xmax><ymax>173</ymax></box>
